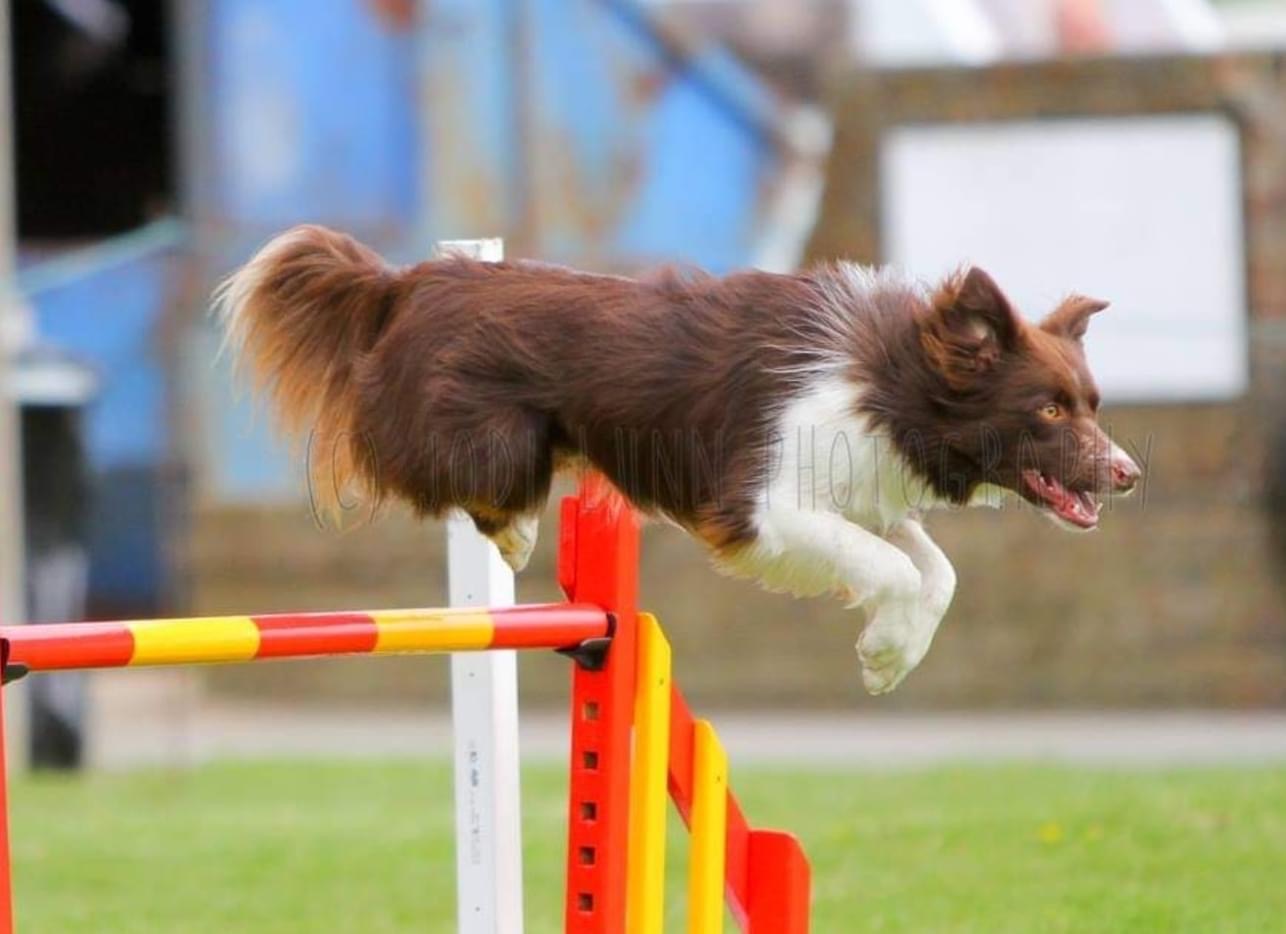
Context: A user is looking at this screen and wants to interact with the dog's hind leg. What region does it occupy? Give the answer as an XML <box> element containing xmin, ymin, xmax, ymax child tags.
<box><xmin>456</xmin><ymin>408</ymin><xmax>554</xmax><ymax>573</ymax></box>
<box><xmin>484</xmin><ymin>513</ymin><xmax>540</xmax><ymax>572</ymax></box>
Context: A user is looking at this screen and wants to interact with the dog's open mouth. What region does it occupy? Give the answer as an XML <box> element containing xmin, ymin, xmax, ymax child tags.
<box><xmin>1022</xmin><ymin>469</ymin><xmax>1100</xmax><ymax>529</ymax></box>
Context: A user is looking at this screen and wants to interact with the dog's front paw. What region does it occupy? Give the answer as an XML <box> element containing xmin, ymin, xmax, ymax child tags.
<box><xmin>856</xmin><ymin>616</ymin><xmax>919</xmax><ymax>695</ymax></box>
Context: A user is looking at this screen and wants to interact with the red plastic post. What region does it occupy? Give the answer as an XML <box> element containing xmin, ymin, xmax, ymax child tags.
<box><xmin>0</xmin><ymin>642</ymin><xmax>14</xmax><ymax>934</ymax></box>
<box><xmin>747</xmin><ymin>830</ymin><xmax>811</xmax><ymax>934</ymax></box>
<box><xmin>562</xmin><ymin>477</ymin><xmax>639</xmax><ymax>934</ymax></box>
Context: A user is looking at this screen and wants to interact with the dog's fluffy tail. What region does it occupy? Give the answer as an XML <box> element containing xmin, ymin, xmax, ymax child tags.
<box><xmin>215</xmin><ymin>224</ymin><xmax>399</xmax><ymax>518</ymax></box>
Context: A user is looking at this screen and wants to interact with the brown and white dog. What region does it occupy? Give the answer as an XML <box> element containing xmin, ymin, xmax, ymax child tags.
<box><xmin>218</xmin><ymin>225</ymin><xmax>1140</xmax><ymax>694</ymax></box>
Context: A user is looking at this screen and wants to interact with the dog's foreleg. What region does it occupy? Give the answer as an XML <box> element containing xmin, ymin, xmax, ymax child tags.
<box><xmin>884</xmin><ymin>517</ymin><xmax>956</xmax><ymax>672</ymax></box>
<box><xmin>746</xmin><ymin>509</ymin><xmax>924</xmax><ymax>695</ymax></box>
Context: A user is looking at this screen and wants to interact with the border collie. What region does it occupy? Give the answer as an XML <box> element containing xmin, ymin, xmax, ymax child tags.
<box><xmin>218</xmin><ymin>225</ymin><xmax>1140</xmax><ymax>694</ymax></box>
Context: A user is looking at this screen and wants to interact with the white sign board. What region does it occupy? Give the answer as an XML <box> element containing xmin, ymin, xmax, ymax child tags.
<box><xmin>880</xmin><ymin>114</ymin><xmax>1247</xmax><ymax>402</ymax></box>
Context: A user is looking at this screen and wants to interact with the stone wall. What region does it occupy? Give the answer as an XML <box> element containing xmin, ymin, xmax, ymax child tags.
<box><xmin>195</xmin><ymin>418</ymin><xmax>1286</xmax><ymax>710</ymax></box>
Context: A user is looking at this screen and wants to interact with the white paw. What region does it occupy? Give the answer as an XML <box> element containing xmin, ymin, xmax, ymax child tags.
<box><xmin>856</xmin><ymin>606</ymin><xmax>919</xmax><ymax>696</ymax></box>
<box><xmin>492</xmin><ymin>516</ymin><xmax>538</xmax><ymax>572</ymax></box>
<box><xmin>904</xmin><ymin>603</ymin><xmax>948</xmax><ymax>671</ymax></box>
<box><xmin>857</xmin><ymin>632</ymin><xmax>915</xmax><ymax>695</ymax></box>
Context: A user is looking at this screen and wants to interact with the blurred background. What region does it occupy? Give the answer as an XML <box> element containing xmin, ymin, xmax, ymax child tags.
<box><xmin>1</xmin><ymin>0</ymin><xmax>1285</xmax><ymax>769</ymax></box>
<box><xmin>5</xmin><ymin>3</ymin><xmax>1286</xmax><ymax>930</ymax></box>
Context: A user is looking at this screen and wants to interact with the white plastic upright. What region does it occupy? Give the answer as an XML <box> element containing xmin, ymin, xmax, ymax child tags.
<box><xmin>439</xmin><ymin>238</ymin><xmax>524</xmax><ymax>934</ymax></box>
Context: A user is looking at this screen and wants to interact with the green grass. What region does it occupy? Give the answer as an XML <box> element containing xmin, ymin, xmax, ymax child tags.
<box><xmin>9</xmin><ymin>760</ymin><xmax>1286</xmax><ymax>932</ymax></box>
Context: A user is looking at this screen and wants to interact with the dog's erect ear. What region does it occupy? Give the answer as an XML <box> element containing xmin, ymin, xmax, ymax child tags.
<box><xmin>923</xmin><ymin>267</ymin><xmax>1020</xmax><ymax>388</ymax></box>
<box><xmin>1041</xmin><ymin>294</ymin><xmax>1108</xmax><ymax>342</ymax></box>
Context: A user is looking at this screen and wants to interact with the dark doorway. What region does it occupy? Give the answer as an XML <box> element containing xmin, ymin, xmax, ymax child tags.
<box><xmin>11</xmin><ymin>0</ymin><xmax>174</xmax><ymax>239</ymax></box>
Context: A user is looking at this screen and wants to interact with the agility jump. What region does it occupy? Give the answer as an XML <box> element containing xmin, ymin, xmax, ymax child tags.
<box><xmin>0</xmin><ymin>483</ymin><xmax>810</xmax><ymax>933</ymax></box>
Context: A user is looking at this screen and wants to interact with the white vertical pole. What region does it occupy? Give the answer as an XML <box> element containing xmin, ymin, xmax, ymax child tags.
<box><xmin>438</xmin><ymin>238</ymin><xmax>524</xmax><ymax>934</ymax></box>
<box><xmin>0</xmin><ymin>0</ymin><xmax>31</xmax><ymax>771</ymax></box>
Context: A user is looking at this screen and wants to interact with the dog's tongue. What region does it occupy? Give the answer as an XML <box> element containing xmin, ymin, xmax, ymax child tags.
<box><xmin>1023</xmin><ymin>470</ymin><xmax>1099</xmax><ymax>529</ymax></box>
<box><xmin>1054</xmin><ymin>489</ymin><xmax>1098</xmax><ymax>528</ymax></box>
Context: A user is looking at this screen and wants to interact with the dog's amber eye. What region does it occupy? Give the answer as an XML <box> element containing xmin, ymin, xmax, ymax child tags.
<box><xmin>1039</xmin><ymin>402</ymin><xmax>1064</xmax><ymax>420</ymax></box>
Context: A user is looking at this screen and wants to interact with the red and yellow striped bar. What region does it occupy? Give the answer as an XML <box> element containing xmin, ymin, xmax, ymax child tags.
<box><xmin>0</xmin><ymin>603</ymin><xmax>608</xmax><ymax>672</ymax></box>
<box><xmin>625</xmin><ymin>613</ymin><xmax>671</xmax><ymax>934</ymax></box>
<box><xmin>689</xmin><ymin>719</ymin><xmax>729</xmax><ymax>934</ymax></box>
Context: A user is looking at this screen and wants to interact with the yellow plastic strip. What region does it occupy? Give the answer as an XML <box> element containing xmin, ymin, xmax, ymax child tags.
<box><xmin>626</xmin><ymin>613</ymin><xmax>672</xmax><ymax>934</ymax></box>
<box><xmin>128</xmin><ymin>616</ymin><xmax>260</xmax><ymax>666</ymax></box>
<box><xmin>370</xmin><ymin>608</ymin><xmax>493</xmax><ymax>654</ymax></box>
<box><xmin>688</xmin><ymin>719</ymin><xmax>728</xmax><ymax>934</ymax></box>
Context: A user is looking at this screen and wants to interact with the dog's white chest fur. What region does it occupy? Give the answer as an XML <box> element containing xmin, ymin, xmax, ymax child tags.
<box><xmin>764</xmin><ymin>376</ymin><xmax>935</xmax><ymax>532</ymax></box>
